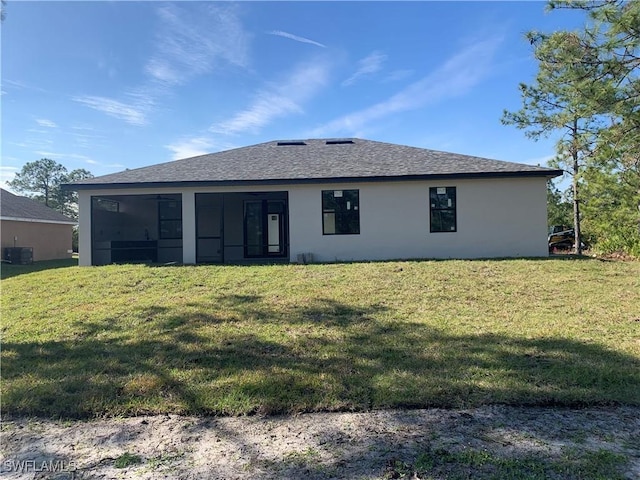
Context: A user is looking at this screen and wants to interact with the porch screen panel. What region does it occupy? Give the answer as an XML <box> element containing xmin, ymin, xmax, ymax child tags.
<box><xmin>245</xmin><ymin>201</ymin><xmax>263</xmax><ymax>256</ymax></box>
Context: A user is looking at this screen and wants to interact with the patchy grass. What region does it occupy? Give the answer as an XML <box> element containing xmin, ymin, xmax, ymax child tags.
<box><xmin>0</xmin><ymin>258</ymin><xmax>77</xmax><ymax>280</ymax></box>
<box><xmin>114</xmin><ymin>452</ymin><xmax>143</xmax><ymax>468</ymax></box>
<box><xmin>1</xmin><ymin>258</ymin><xmax>639</xmax><ymax>418</ymax></box>
<box><xmin>402</xmin><ymin>447</ymin><xmax>629</xmax><ymax>480</ymax></box>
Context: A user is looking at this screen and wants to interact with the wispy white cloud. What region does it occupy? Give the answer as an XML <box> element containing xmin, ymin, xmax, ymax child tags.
<box><xmin>97</xmin><ymin>58</ymin><xmax>118</xmax><ymax>80</ymax></box>
<box><xmin>33</xmin><ymin>151</ymin><xmax>62</xmax><ymax>159</ymax></box>
<box><xmin>72</xmin><ymin>95</ymin><xmax>148</xmax><ymax>126</ymax></box>
<box><xmin>165</xmin><ymin>136</ymin><xmax>237</xmax><ymax>160</ymax></box>
<box><xmin>342</xmin><ymin>51</ymin><xmax>387</xmax><ymax>87</ymax></box>
<box><xmin>83</xmin><ymin>158</ymin><xmax>125</xmax><ymax>169</ymax></box>
<box><xmin>3</xmin><ymin>79</ymin><xmax>28</xmax><ymax>89</ymax></box>
<box><xmin>0</xmin><ymin>166</ymin><xmax>19</xmax><ymax>191</ymax></box>
<box><xmin>32</xmin><ymin>151</ymin><xmax>109</xmax><ymax>168</ymax></box>
<box><xmin>267</xmin><ymin>30</ymin><xmax>326</xmax><ymax>48</ymax></box>
<box><xmin>74</xmin><ymin>4</ymin><xmax>250</xmax><ymax>126</ymax></box>
<box><xmin>35</xmin><ymin>118</ymin><xmax>57</xmax><ymax>128</ymax></box>
<box><xmin>71</xmin><ymin>131</ymin><xmax>106</xmax><ymax>149</ymax></box>
<box><xmin>2</xmin><ymin>79</ymin><xmax>47</xmax><ymax>93</ymax></box>
<box><xmin>314</xmin><ymin>36</ymin><xmax>503</xmax><ymax>136</ymax></box>
<box><xmin>34</xmin><ymin>151</ymin><xmax>74</xmax><ymax>159</ymax></box>
<box><xmin>166</xmin><ymin>136</ymin><xmax>216</xmax><ymax>160</ymax></box>
<box><xmin>212</xmin><ymin>60</ymin><xmax>331</xmax><ymax>135</ymax></box>
<box><xmin>383</xmin><ymin>69</ymin><xmax>414</xmax><ymax>83</ymax></box>
<box><xmin>146</xmin><ymin>4</ymin><xmax>250</xmax><ymax>87</ymax></box>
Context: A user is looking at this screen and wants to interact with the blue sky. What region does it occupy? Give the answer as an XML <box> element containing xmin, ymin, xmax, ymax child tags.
<box><xmin>1</xmin><ymin>1</ymin><xmax>588</xmax><ymax>189</ymax></box>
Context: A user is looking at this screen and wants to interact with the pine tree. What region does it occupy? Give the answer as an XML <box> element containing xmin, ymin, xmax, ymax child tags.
<box><xmin>502</xmin><ymin>30</ymin><xmax>608</xmax><ymax>254</ymax></box>
<box><xmin>546</xmin><ymin>0</ymin><xmax>640</xmax><ymax>254</ymax></box>
<box><xmin>8</xmin><ymin>158</ymin><xmax>68</xmax><ymax>208</ymax></box>
<box><xmin>7</xmin><ymin>159</ymin><xmax>93</xmax><ymax>219</ymax></box>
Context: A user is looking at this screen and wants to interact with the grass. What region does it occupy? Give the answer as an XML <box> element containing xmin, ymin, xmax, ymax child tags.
<box><xmin>1</xmin><ymin>258</ymin><xmax>639</xmax><ymax>418</ymax></box>
<box><xmin>114</xmin><ymin>452</ymin><xmax>143</xmax><ymax>468</ymax></box>
<box><xmin>401</xmin><ymin>447</ymin><xmax>629</xmax><ymax>480</ymax></box>
<box><xmin>0</xmin><ymin>258</ymin><xmax>77</xmax><ymax>280</ymax></box>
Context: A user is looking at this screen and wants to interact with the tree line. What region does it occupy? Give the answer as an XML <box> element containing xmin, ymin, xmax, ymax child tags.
<box><xmin>7</xmin><ymin>158</ymin><xmax>93</xmax><ymax>220</ymax></box>
<box><xmin>503</xmin><ymin>0</ymin><xmax>640</xmax><ymax>257</ymax></box>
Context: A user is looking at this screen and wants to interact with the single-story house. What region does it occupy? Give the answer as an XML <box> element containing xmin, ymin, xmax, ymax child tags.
<box><xmin>1</xmin><ymin>188</ymin><xmax>77</xmax><ymax>262</ymax></box>
<box><xmin>64</xmin><ymin>138</ymin><xmax>562</xmax><ymax>266</ymax></box>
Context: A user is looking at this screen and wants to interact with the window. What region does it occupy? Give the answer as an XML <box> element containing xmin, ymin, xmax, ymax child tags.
<box><xmin>430</xmin><ymin>187</ymin><xmax>456</xmax><ymax>232</ymax></box>
<box><xmin>159</xmin><ymin>199</ymin><xmax>182</xmax><ymax>239</ymax></box>
<box><xmin>322</xmin><ymin>190</ymin><xmax>360</xmax><ymax>235</ymax></box>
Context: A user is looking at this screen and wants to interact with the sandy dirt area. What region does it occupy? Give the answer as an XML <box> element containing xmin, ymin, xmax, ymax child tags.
<box><xmin>1</xmin><ymin>406</ymin><xmax>639</xmax><ymax>479</ymax></box>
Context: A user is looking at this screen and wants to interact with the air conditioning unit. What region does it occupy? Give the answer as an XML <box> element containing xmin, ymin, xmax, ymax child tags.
<box><xmin>4</xmin><ymin>247</ymin><xmax>34</xmax><ymax>265</ymax></box>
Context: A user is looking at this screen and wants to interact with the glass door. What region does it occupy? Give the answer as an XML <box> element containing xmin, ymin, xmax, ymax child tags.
<box><xmin>244</xmin><ymin>200</ymin><xmax>286</xmax><ymax>258</ymax></box>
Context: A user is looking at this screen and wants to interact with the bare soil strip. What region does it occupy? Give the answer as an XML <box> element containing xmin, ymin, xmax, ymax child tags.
<box><xmin>1</xmin><ymin>406</ymin><xmax>639</xmax><ymax>479</ymax></box>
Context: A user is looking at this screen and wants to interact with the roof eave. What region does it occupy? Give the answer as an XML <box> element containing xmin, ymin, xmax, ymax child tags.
<box><xmin>1</xmin><ymin>216</ymin><xmax>77</xmax><ymax>225</ymax></box>
<box><xmin>63</xmin><ymin>170</ymin><xmax>564</xmax><ymax>191</ymax></box>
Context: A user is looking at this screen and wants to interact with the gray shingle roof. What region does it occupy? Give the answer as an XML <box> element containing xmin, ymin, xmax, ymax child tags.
<box><xmin>0</xmin><ymin>189</ymin><xmax>77</xmax><ymax>224</ymax></box>
<box><xmin>66</xmin><ymin>138</ymin><xmax>563</xmax><ymax>189</ymax></box>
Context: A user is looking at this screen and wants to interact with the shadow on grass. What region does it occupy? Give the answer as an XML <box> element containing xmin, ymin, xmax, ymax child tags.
<box><xmin>0</xmin><ymin>258</ymin><xmax>78</xmax><ymax>280</ymax></box>
<box><xmin>2</xmin><ymin>292</ymin><xmax>639</xmax><ymax>420</ymax></box>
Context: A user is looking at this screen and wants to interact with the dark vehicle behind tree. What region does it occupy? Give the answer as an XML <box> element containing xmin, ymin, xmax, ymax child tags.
<box><xmin>548</xmin><ymin>225</ymin><xmax>575</xmax><ymax>252</ymax></box>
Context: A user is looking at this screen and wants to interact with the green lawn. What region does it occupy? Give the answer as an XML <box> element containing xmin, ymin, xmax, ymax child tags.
<box><xmin>1</xmin><ymin>258</ymin><xmax>639</xmax><ymax>418</ymax></box>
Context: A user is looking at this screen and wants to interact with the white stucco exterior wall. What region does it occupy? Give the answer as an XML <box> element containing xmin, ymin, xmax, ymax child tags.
<box><xmin>182</xmin><ymin>191</ymin><xmax>196</xmax><ymax>264</ymax></box>
<box><xmin>77</xmin><ymin>177</ymin><xmax>549</xmax><ymax>265</ymax></box>
<box><xmin>78</xmin><ymin>191</ymin><xmax>93</xmax><ymax>266</ymax></box>
<box><xmin>288</xmin><ymin>177</ymin><xmax>549</xmax><ymax>261</ymax></box>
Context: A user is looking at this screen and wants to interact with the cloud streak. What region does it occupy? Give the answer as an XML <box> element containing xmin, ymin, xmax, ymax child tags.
<box><xmin>0</xmin><ymin>166</ymin><xmax>19</xmax><ymax>190</ymax></box>
<box><xmin>314</xmin><ymin>36</ymin><xmax>503</xmax><ymax>135</ymax></box>
<box><xmin>268</xmin><ymin>30</ymin><xmax>326</xmax><ymax>48</ymax></box>
<box><xmin>165</xmin><ymin>137</ymin><xmax>213</xmax><ymax>160</ymax></box>
<box><xmin>146</xmin><ymin>4</ymin><xmax>250</xmax><ymax>87</ymax></box>
<box><xmin>342</xmin><ymin>51</ymin><xmax>387</xmax><ymax>86</ymax></box>
<box><xmin>212</xmin><ymin>60</ymin><xmax>331</xmax><ymax>135</ymax></box>
<box><xmin>165</xmin><ymin>136</ymin><xmax>238</xmax><ymax>160</ymax></box>
<box><xmin>72</xmin><ymin>95</ymin><xmax>148</xmax><ymax>126</ymax></box>
<box><xmin>30</xmin><ymin>151</ymin><xmax>121</xmax><ymax>169</ymax></box>
<box><xmin>75</xmin><ymin>4</ymin><xmax>250</xmax><ymax>126</ymax></box>
<box><xmin>35</xmin><ymin>118</ymin><xmax>57</xmax><ymax>128</ymax></box>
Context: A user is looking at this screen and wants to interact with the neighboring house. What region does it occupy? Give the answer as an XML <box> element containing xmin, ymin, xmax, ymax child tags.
<box><xmin>0</xmin><ymin>188</ymin><xmax>76</xmax><ymax>262</ymax></box>
<box><xmin>64</xmin><ymin>138</ymin><xmax>562</xmax><ymax>266</ymax></box>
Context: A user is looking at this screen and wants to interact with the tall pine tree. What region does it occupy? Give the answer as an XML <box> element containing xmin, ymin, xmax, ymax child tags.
<box><xmin>502</xmin><ymin>29</ymin><xmax>608</xmax><ymax>254</ymax></box>
<box><xmin>547</xmin><ymin>0</ymin><xmax>640</xmax><ymax>254</ymax></box>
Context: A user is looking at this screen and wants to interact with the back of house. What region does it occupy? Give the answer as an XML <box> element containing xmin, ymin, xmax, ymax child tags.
<box><xmin>63</xmin><ymin>138</ymin><xmax>562</xmax><ymax>266</ymax></box>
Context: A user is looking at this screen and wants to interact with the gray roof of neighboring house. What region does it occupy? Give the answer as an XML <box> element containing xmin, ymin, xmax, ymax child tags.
<box><xmin>65</xmin><ymin>138</ymin><xmax>563</xmax><ymax>190</ymax></box>
<box><xmin>0</xmin><ymin>188</ymin><xmax>77</xmax><ymax>224</ymax></box>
